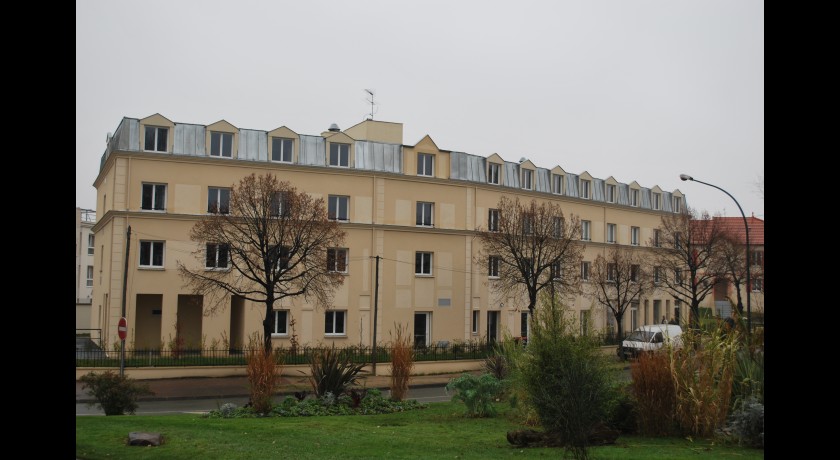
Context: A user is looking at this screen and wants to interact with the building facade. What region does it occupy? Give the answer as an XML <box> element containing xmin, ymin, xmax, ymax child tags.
<box><xmin>75</xmin><ymin>207</ymin><xmax>96</xmax><ymax>331</ymax></box>
<box><xmin>90</xmin><ymin>114</ymin><xmax>686</xmax><ymax>350</ymax></box>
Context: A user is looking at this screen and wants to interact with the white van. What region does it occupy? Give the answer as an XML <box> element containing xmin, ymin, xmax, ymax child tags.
<box><xmin>617</xmin><ymin>324</ymin><xmax>683</xmax><ymax>360</ymax></box>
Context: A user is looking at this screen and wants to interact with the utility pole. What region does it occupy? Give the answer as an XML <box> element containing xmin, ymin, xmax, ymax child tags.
<box><xmin>120</xmin><ymin>225</ymin><xmax>131</xmax><ymax>377</ymax></box>
<box><xmin>371</xmin><ymin>255</ymin><xmax>380</xmax><ymax>374</ymax></box>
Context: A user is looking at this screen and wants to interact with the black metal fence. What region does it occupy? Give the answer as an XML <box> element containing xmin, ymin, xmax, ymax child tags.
<box><xmin>75</xmin><ymin>342</ymin><xmax>498</xmax><ymax>368</ymax></box>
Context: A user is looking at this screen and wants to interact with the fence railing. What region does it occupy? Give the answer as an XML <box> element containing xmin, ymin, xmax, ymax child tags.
<box><xmin>75</xmin><ymin>342</ymin><xmax>498</xmax><ymax>368</ymax></box>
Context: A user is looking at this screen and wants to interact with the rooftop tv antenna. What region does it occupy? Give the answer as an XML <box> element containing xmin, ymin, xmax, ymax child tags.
<box><xmin>364</xmin><ymin>89</ymin><xmax>379</xmax><ymax>120</ymax></box>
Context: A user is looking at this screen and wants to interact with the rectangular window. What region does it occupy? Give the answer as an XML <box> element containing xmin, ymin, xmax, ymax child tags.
<box><xmin>488</xmin><ymin>163</ymin><xmax>500</xmax><ymax>184</ymax></box>
<box><xmin>751</xmin><ymin>250</ymin><xmax>764</xmax><ymax>266</ymax></box>
<box><xmin>522</xmin><ymin>214</ymin><xmax>534</xmax><ymax>235</ymax></box>
<box><xmin>270</xmin><ymin>192</ymin><xmax>289</xmax><ymax>218</ymax></box>
<box><xmin>520</xmin><ymin>312</ymin><xmax>529</xmax><ymax>339</ymax></box>
<box><xmin>144</xmin><ymin>126</ymin><xmax>167</xmax><ymax>152</ymax></box>
<box><xmin>210</xmin><ymin>132</ymin><xmax>233</xmax><ymax>157</ymax></box>
<box><xmin>552</xmin><ymin>174</ymin><xmax>563</xmax><ymax>195</ymax></box>
<box><xmin>607</xmin><ymin>223</ymin><xmax>617</xmax><ymax>243</ymax></box>
<box><xmin>208</xmin><ymin>187</ymin><xmax>231</xmax><ymax>214</ymax></box>
<box><xmin>271</xmin><ymin>245</ymin><xmax>291</xmax><ymax>270</ymax></box>
<box><xmin>673</xmin><ymin>196</ymin><xmax>682</xmax><ymax>213</ymax></box>
<box><xmin>607</xmin><ymin>263</ymin><xmax>617</xmax><ymax>282</ymax></box>
<box><xmin>472</xmin><ymin>310</ymin><xmax>480</xmax><ymax>334</ymax></box>
<box><xmin>654</xmin><ymin>229</ymin><xmax>662</xmax><ymax>247</ymax></box>
<box><xmin>630</xmin><ymin>264</ymin><xmax>640</xmax><ymax>283</ymax></box>
<box><xmin>139</xmin><ymin>241</ymin><xmax>164</xmax><ymax>268</ymax></box>
<box><xmin>327</xmin><ymin>248</ymin><xmax>348</xmax><ymax>273</ymax></box>
<box><xmin>580</xmin><ymin>310</ymin><xmax>590</xmax><ymax>335</ymax></box>
<box><xmin>417</xmin><ymin>153</ymin><xmax>434</xmax><ymax>176</ymax></box>
<box><xmin>675</xmin><ymin>269</ymin><xmax>683</xmax><ymax>286</ymax></box>
<box><xmin>752</xmin><ymin>278</ymin><xmax>763</xmax><ymax>292</ymax></box>
<box><xmin>271</xmin><ymin>310</ymin><xmax>289</xmax><ymax>335</ymax></box>
<box><xmin>606</xmin><ymin>184</ymin><xmax>616</xmax><ymax>203</ymax></box>
<box><xmin>329</xmin><ymin>143</ymin><xmax>349</xmax><ymax>167</ymax></box>
<box><xmin>488</xmin><ymin>209</ymin><xmax>499</xmax><ymax>232</ymax></box>
<box><xmin>325</xmin><ymin>310</ymin><xmax>346</xmax><ymax>335</ymax></box>
<box><xmin>581</xmin><ymin>261</ymin><xmax>591</xmax><ymax>281</ymax></box>
<box><xmin>652</xmin><ymin>192</ymin><xmax>662</xmax><ymax>210</ymax></box>
<box><xmin>271</xmin><ymin>137</ymin><xmax>293</xmax><ymax>163</ymax></box>
<box><xmin>674</xmin><ymin>232</ymin><xmax>682</xmax><ymax>249</ymax></box>
<box><xmin>88</xmin><ymin>234</ymin><xmax>95</xmax><ymax>255</ymax></box>
<box><xmin>416</xmin><ymin>202</ymin><xmax>434</xmax><ymax>227</ymax></box>
<box><xmin>205</xmin><ymin>243</ymin><xmax>229</xmax><ymax>269</ymax></box>
<box><xmin>521</xmin><ymin>169</ymin><xmax>533</xmax><ymax>190</ymax></box>
<box><xmin>488</xmin><ymin>256</ymin><xmax>500</xmax><ymax>277</ymax></box>
<box><xmin>580</xmin><ymin>179</ymin><xmax>591</xmax><ymax>199</ymax></box>
<box><xmin>141</xmin><ymin>183</ymin><xmax>166</xmax><ymax>211</ymax></box>
<box><xmin>581</xmin><ymin>220</ymin><xmax>591</xmax><ymax>241</ymax></box>
<box><xmin>328</xmin><ymin>195</ymin><xmax>349</xmax><ymax>222</ymax></box>
<box><xmin>415</xmin><ymin>252</ymin><xmax>432</xmax><ymax>275</ymax></box>
<box><xmin>630</xmin><ymin>189</ymin><xmax>639</xmax><ymax>207</ymax></box>
<box><xmin>553</xmin><ymin>217</ymin><xmax>564</xmax><ymax>238</ymax></box>
<box><xmin>86</xmin><ymin>265</ymin><xmax>94</xmax><ymax>287</ymax></box>
<box><xmin>551</xmin><ymin>261</ymin><xmax>562</xmax><ymax>280</ymax></box>
<box><xmin>654</xmin><ymin>266</ymin><xmax>662</xmax><ymax>284</ymax></box>
<box><xmin>631</xmin><ymin>226</ymin><xmax>640</xmax><ymax>246</ymax></box>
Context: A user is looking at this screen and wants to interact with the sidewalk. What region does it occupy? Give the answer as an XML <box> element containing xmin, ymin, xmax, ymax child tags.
<box><xmin>76</xmin><ymin>371</ymin><xmax>476</xmax><ymax>404</ymax></box>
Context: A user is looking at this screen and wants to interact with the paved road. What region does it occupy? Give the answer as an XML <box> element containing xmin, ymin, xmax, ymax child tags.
<box><xmin>76</xmin><ymin>385</ymin><xmax>452</xmax><ymax>416</ymax></box>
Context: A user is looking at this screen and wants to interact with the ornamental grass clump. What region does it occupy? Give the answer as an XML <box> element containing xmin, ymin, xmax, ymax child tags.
<box><xmin>388</xmin><ymin>323</ymin><xmax>415</xmax><ymax>401</ymax></box>
<box><xmin>245</xmin><ymin>333</ymin><xmax>284</xmax><ymax>415</ymax></box>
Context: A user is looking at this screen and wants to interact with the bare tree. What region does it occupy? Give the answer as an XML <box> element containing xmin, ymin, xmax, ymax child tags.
<box><xmin>476</xmin><ymin>196</ymin><xmax>585</xmax><ymax>315</ymax></box>
<box><xmin>718</xmin><ymin>231</ymin><xmax>747</xmax><ymax>315</ymax></box>
<box><xmin>650</xmin><ymin>207</ymin><xmax>727</xmax><ymax>329</ymax></box>
<box><xmin>588</xmin><ymin>246</ymin><xmax>652</xmax><ymax>340</ymax></box>
<box><xmin>178</xmin><ymin>173</ymin><xmax>346</xmax><ymax>352</ymax></box>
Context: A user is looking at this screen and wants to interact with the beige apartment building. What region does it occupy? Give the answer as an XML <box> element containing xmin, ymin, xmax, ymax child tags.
<box><xmin>75</xmin><ymin>207</ymin><xmax>96</xmax><ymax>331</ymax></box>
<box><xmin>90</xmin><ymin>114</ymin><xmax>686</xmax><ymax>351</ymax></box>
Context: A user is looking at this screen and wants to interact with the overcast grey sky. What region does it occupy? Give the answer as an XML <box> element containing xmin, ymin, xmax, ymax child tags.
<box><xmin>76</xmin><ymin>0</ymin><xmax>763</xmax><ymax>219</ymax></box>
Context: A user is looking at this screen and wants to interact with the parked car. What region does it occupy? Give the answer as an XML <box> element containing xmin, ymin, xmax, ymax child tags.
<box><xmin>617</xmin><ymin>324</ymin><xmax>683</xmax><ymax>360</ymax></box>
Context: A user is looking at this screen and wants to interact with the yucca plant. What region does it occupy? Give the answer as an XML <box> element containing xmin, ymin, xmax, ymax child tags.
<box><xmin>307</xmin><ymin>345</ymin><xmax>365</xmax><ymax>399</ymax></box>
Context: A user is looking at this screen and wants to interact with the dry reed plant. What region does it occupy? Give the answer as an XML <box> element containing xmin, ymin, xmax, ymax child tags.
<box><xmin>245</xmin><ymin>332</ymin><xmax>283</xmax><ymax>414</ymax></box>
<box><xmin>389</xmin><ymin>323</ymin><xmax>415</xmax><ymax>401</ymax></box>
<box><xmin>630</xmin><ymin>351</ymin><xmax>678</xmax><ymax>436</ymax></box>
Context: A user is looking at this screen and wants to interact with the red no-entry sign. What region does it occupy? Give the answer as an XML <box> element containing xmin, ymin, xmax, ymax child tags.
<box><xmin>118</xmin><ymin>317</ymin><xmax>127</xmax><ymax>340</ymax></box>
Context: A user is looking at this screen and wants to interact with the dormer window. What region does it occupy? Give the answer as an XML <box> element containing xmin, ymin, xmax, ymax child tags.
<box><xmin>580</xmin><ymin>179</ymin><xmax>591</xmax><ymax>199</ymax></box>
<box><xmin>630</xmin><ymin>189</ymin><xmax>640</xmax><ymax>207</ymax></box>
<box><xmin>417</xmin><ymin>153</ymin><xmax>434</xmax><ymax>176</ymax></box>
<box><xmin>521</xmin><ymin>169</ymin><xmax>533</xmax><ymax>190</ymax></box>
<box><xmin>488</xmin><ymin>163</ymin><xmax>500</xmax><ymax>184</ymax></box>
<box><xmin>606</xmin><ymin>184</ymin><xmax>616</xmax><ymax>203</ymax></box>
<box><xmin>652</xmin><ymin>192</ymin><xmax>662</xmax><ymax>210</ymax></box>
<box><xmin>552</xmin><ymin>175</ymin><xmax>563</xmax><ymax>195</ymax></box>
<box><xmin>673</xmin><ymin>196</ymin><xmax>682</xmax><ymax>213</ymax></box>
<box><xmin>210</xmin><ymin>132</ymin><xmax>233</xmax><ymax>157</ymax></box>
<box><xmin>144</xmin><ymin>126</ymin><xmax>168</xmax><ymax>152</ymax></box>
<box><xmin>329</xmin><ymin>143</ymin><xmax>350</xmax><ymax>167</ymax></box>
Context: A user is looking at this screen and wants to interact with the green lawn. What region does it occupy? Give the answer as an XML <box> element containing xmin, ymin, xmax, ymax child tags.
<box><xmin>76</xmin><ymin>401</ymin><xmax>763</xmax><ymax>459</ymax></box>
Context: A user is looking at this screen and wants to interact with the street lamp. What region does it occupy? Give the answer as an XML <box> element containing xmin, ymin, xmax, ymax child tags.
<box><xmin>679</xmin><ymin>174</ymin><xmax>751</xmax><ymax>335</ymax></box>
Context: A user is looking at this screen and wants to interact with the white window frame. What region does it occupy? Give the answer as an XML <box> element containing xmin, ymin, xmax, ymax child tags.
<box><xmin>521</xmin><ymin>169</ymin><xmax>533</xmax><ymax>190</ymax></box>
<box><xmin>86</xmin><ymin>265</ymin><xmax>94</xmax><ymax>287</ymax></box>
<box><xmin>552</xmin><ymin>174</ymin><xmax>563</xmax><ymax>195</ymax></box>
<box><xmin>472</xmin><ymin>310</ymin><xmax>480</xmax><ymax>335</ymax></box>
<box><xmin>522</xmin><ymin>214</ymin><xmax>534</xmax><ymax>235</ymax></box>
<box><xmin>607</xmin><ymin>263</ymin><xmax>617</xmax><ymax>282</ymax></box>
<box><xmin>325</xmin><ymin>310</ymin><xmax>347</xmax><ymax>336</ymax></box>
<box><xmin>208</xmin><ymin>187</ymin><xmax>231</xmax><ymax>214</ymax></box>
<box><xmin>551</xmin><ymin>261</ymin><xmax>562</xmax><ymax>280</ymax></box>
<box><xmin>328</xmin><ymin>195</ymin><xmax>350</xmax><ymax>222</ymax></box>
<box><xmin>488</xmin><ymin>256</ymin><xmax>500</xmax><ymax>278</ymax></box>
<box><xmin>581</xmin><ymin>261</ymin><xmax>591</xmax><ymax>281</ymax></box>
<box><xmin>654</xmin><ymin>229</ymin><xmax>662</xmax><ymax>248</ymax></box>
<box><xmin>580</xmin><ymin>179</ymin><xmax>591</xmax><ymax>199</ymax></box>
<box><xmin>488</xmin><ymin>163</ymin><xmax>500</xmax><ymax>185</ymax></box>
<box><xmin>581</xmin><ymin>220</ymin><xmax>591</xmax><ymax>241</ymax></box>
<box><xmin>271</xmin><ymin>137</ymin><xmax>294</xmax><ymax>163</ymax></box>
<box><xmin>631</xmin><ymin>226</ymin><xmax>640</xmax><ymax>246</ymax></box>
<box><xmin>654</xmin><ymin>266</ymin><xmax>662</xmax><ymax>284</ymax></box>
<box><xmin>270</xmin><ymin>192</ymin><xmax>289</xmax><ymax>218</ymax></box>
<box><xmin>144</xmin><ymin>126</ymin><xmax>168</xmax><ymax>152</ymax></box>
<box><xmin>327</xmin><ymin>248</ymin><xmax>348</xmax><ymax>273</ymax></box>
<box><xmin>673</xmin><ymin>196</ymin><xmax>682</xmax><ymax>213</ymax></box>
<box><xmin>488</xmin><ymin>209</ymin><xmax>499</xmax><ymax>232</ymax></box>
<box><xmin>205</xmin><ymin>243</ymin><xmax>229</xmax><ymax>270</ymax></box>
<box><xmin>675</xmin><ymin>269</ymin><xmax>683</xmax><ymax>285</ymax></box>
<box><xmin>630</xmin><ymin>189</ymin><xmax>640</xmax><ymax>207</ymax></box>
<box><xmin>139</xmin><ymin>240</ymin><xmax>165</xmax><ymax>268</ymax></box>
<box><xmin>210</xmin><ymin>131</ymin><xmax>233</xmax><ymax>158</ymax></box>
<box><xmin>606</xmin><ymin>184</ymin><xmax>616</xmax><ymax>203</ymax></box>
<box><xmin>630</xmin><ymin>264</ymin><xmax>640</xmax><ymax>283</ymax></box>
<box><xmin>752</xmin><ymin>278</ymin><xmax>763</xmax><ymax>292</ymax></box>
<box><xmin>415</xmin><ymin>252</ymin><xmax>433</xmax><ymax>276</ymax></box>
<box><xmin>329</xmin><ymin>143</ymin><xmax>350</xmax><ymax>167</ymax></box>
<box><xmin>88</xmin><ymin>234</ymin><xmax>95</xmax><ymax>255</ymax></box>
<box><xmin>271</xmin><ymin>310</ymin><xmax>289</xmax><ymax>336</ymax></box>
<box><xmin>141</xmin><ymin>183</ymin><xmax>167</xmax><ymax>211</ymax></box>
<box><xmin>553</xmin><ymin>217</ymin><xmax>564</xmax><ymax>238</ymax></box>
<box><xmin>417</xmin><ymin>153</ymin><xmax>434</xmax><ymax>176</ymax></box>
<box><xmin>653</xmin><ymin>192</ymin><xmax>662</xmax><ymax>210</ymax></box>
<box><xmin>607</xmin><ymin>223</ymin><xmax>617</xmax><ymax>243</ymax></box>
<box><xmin>674</xmin><ymin>232</ymin><xmax>682</xmax><ymax>250</ymax></box>
<box><xmin>416</xmin><ymin>202</ymin><xmax>434</xmax><ymax>227</ymax></box>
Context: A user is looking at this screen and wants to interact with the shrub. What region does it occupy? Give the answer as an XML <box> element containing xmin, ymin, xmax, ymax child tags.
<box><xmin>607</xmin><ymin>383</ymin><xmax>638</xmax><ymax>435</ymax></box>
<box><xmin>389</xmin><ymin>323</ymin><xmax>415</xmax><ymax>401</ymax></box>
<box><xmin>79</xmin><ymin>371</ymin><xmax>154</xmax><ymax>416</ymax></box>
<box><xmin>732</xmin><ymin>348</ymin><xmax>763</xmax><ymax>410</ymax></box>
<box><xmin>630</xmin><ymin>350</ymin><xmax>678</xmax><ymax>436</ymax></box>
<box><xmin>520</xmin><ymin>297</ymin><xmax>614</xmax><ymax>460</ymax></box>
<box><xmin>726</xmin><ymin>396</ymin><xmax>764</xmax><ymax>448</ymax></box>
<box><xmin>445</xmin><ymin>372</ymin><xmax>503</xmax><ymax>417</ymax></box>
<box><xmin>307</xmin><ymin>345</ymin><xmax>365</xmax><ymax>399</ymax></box>
<box><xmin>482</xmin><ymin>352</ymin><xmax>507</xmax><ymax>381</ymax></box>
<box><xmin>245</xmin><ymin>333</ymin><xmax>283</xmax><ymax>415</ymax></box>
